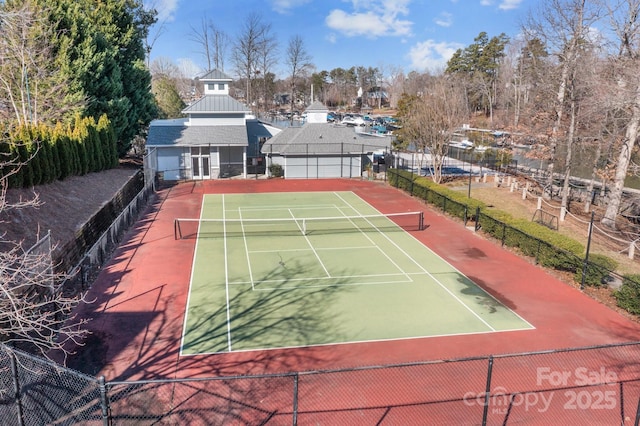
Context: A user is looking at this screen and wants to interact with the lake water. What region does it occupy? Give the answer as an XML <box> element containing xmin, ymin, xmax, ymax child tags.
<box><xmin>447</xmin><ymin>145</ymin><xmax>640</xmax><ymax>190</ymax></box>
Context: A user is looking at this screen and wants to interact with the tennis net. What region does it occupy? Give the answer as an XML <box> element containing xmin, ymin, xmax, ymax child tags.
<box><xmin>174</xmin><ymin>211</ymin><xmax>424</xmax><ymax>240</ymax></box>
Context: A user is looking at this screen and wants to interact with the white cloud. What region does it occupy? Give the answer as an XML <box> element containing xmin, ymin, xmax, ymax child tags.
<box><xmin>498</xmin><ymin>0</ymin><xmax>523</xmax><ymax>10</ymax></box>
<box><xmin>145</xmin><ymin>0</ymin><xmax>179</xmax><ymax>22</ymax></box>
<box><xmin>326</xmin><ymin>33</ymin><xmax>338</xmax><ymax>44</ymax></box>
<box><xmin>408</xmin><ymin>39</ymin><xmax>463</xmax><ymax>72</ymax></box>
<box><xmin>434</xmin><ymin>12</ymin><xmax>453</xmax><ymax>28</ymax></box>
<box><xmin>271</xmin><ymin>0</ymin><xmax>312</xmax><ymax>14</ymax></box>
<box><xmin>325</xmin><ymin>0</ymin><xmax>413</xmax><ymax>38</ymax></box>
<box><xmin>481</xmin><ymin>0</ymin><xmax>523</xmax><ymax>10</ymax></box>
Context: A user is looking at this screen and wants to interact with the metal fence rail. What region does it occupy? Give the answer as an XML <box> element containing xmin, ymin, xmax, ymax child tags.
<box><xmin>0</xmin><ymin>342</ymin><xmax>640</xmax><ymax>425</ymax></box>
<box><xmin>387</xmin><ymin>168</ymin><xmax>640</xmax><ymax>292</ymax></box>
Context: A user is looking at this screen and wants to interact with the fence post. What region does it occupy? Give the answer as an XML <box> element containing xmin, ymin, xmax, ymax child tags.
<box><xmin>482</xmin><ymin>356</ymin><xmax>494</xmax><ymax>426</ymax></box>
<box><xmin>292</xmin><ymin>373</ymin><xmax>299</xmax><ymax>426</ymax></box>
<box><xmin>10</xmin><ymin>351</ymin><xmax>24</xmax><ymax>426</ymax></box>
<box><xmin>474</xmin><ymin>207</ymin><xmax>481</xmax><ymax>232</ymax></box>
<box><xmin>580</xmin><ymin>211</ymin><xmax>595</xmax><ymax>291</ymax></box>
<box><xmin>99</xmin><ymin>376</ymin><xmax>110</xmax><ymax>426</ymax></box>
<box><xmin>620</xmin><ymin>382</ymin><xmax>625</xmax><ymax>424</ymax></box>
<box><xmin>501</xmin><ymin>223</ymin><xmax>507</xmax><ymax>246</ymax></box>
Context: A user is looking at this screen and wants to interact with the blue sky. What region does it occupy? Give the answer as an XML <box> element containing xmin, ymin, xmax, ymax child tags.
<box><xmin>145</xmin><ymin>0</ymin><xmax>528</xmax><ymax>78</ymax></box>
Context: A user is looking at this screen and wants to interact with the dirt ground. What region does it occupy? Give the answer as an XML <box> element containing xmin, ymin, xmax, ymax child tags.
<box><xmin>1</xmin><ymin>166</ymin><xmax>141</xmax><ymax>254</ymax></box>
<box><xmin>446</xmin><ymin>176</ymin><xmax>640</xmax><ymax>322</ymax></box>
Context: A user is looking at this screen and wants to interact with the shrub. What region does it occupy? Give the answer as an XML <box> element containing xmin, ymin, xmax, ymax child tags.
<box><xmin>389</xmin><ymin>167</ymin><xmax>585</xmax><ymax>272</ymax></box>
<box><xmin>269</xmin><ymin>163</ymin><xmax>283</xmax><ymax>178</ymax></box>
<box><xmin>574</xmin><ymin>254</ymin><xmax>619</xmax><ymax>287</ymax></box>
<box><xmin>614</xmin><ymin>275</ymin><xmax>640</xmax><ymax>315</ymax></box>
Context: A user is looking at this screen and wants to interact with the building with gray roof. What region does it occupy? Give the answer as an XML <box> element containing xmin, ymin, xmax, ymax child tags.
<box><xmin>145</xmin><ymin>70</ymin><xmax>280</xmax><ymax>180</ymax></box>
<box><xmin>261</xmin><ymin>104</ymin><xmax>392</xmax><ymax>179</ymax></box>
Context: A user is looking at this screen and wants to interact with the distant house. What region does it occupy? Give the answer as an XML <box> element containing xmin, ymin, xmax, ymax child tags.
<box><xmin>261</xmin><ymin>101</ymin><xmax>392</xmax><ymax>179</ymax></box>
<box><xmin>145</xmin><ymin>70</ymin><xmax>281</xmax><ymax>180</ymax></box>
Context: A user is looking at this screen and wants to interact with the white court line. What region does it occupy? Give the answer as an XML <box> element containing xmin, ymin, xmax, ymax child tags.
<box><xmin>238</xmin><ymin>208</ymin><xmax>256</xmax><ymax>290</ymax></box>
<box><xmin>289</xmin><ymin>208</ymin><xmax>331</xmax><ymax>277</ymax></box>
<box><xmin>236</xmin><ymin>204</ymin><xmax>338</xmax><ymax>212</ymax></box>
<box><xmin>336</xmin><ymin>192</ymin><xmax>497</xmax><ymax>332</ymax></box>
<box><xmin>249</xmin><ymin>245</ymin><xmax>376</xmax><ymax>254</ymax></box>
<box><xmin>238</xmin><ymin>272</ymin><xmax>414</xmax><ymax>285</ymax></box>
<box><xmin>178</xmin><ymin>194</ymin><xmax>208</xmax><ymax>357</ymax></box>
<box><xmin>222</xmin><ymin>195</ymin><xmax>233</xmax><ymax>351</ymax></box>
<box><xmin>180</xmin><ymin>326</ymin><xmax>534</xmax><ymax>356</ymax></box>
<box><xmin>230</xmin><ymin>270</ymin><xmax>429</xmax><ymax>286</ymax></box>
<box><xmin>350</xmin><ymin>192</ymin><xmax>534</xmax><ymax>330</ymax></box>
<box><xmin>333</xmin><ymin>193</ymin><xmax>413</xmax><ymax>283</ymax></box>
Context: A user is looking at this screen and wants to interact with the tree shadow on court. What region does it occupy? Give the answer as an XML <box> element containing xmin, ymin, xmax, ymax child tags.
<box><xmin>62</xmin><ymin>260</ymin><xmax>361</xmax><ymax>381</ymax></box>
<box><xmin>183</xmin><ymin>260</ymin><xmax>355</xmax><ymax>359</ymax></box>
<box><xmin>457</xmin><ymin>274</ymin><xmax>516</xmax><ymax>313</ymax></box>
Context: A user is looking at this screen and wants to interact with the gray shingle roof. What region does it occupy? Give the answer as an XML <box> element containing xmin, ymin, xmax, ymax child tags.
<box><xmin>183</xmin><ymin>95</ymin><xmax>251</xmax><ymax>114</ymax></box>
<box><xmin>261</xmin><ymin>123</ymin><xmax>391</xmax><ymax>155</ymax></box>
<box><xmin>146</xmin><ymin>124</ymin><xmax>249</xmax><ymax>147</ymax></box>
<box><xmin>198</xmin><ymin>69</ymin><xmax>233</xmax><ymax>81</ymax></box>
<box><xmin>305</xmin><ymin>101</ymin><xmax>328</xmax><ymax>112</ymax></box>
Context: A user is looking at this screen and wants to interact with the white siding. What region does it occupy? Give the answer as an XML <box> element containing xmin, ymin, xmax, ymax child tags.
<box><xmin>277</xmin><ymin>155</ymin><xmax>363</xmax><ymax>179</ymax></box>
<box><xmin>157</xmin><ymin>147</ymin><xmax>186</xmax><ymax>180</ymax></box>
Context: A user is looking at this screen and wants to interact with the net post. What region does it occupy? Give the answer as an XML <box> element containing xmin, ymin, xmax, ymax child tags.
<box><xmin>419</xmin><ymin>212</ymin><xmax>424</xmax><ymax>230</ymax></box>
<box><xmin>174</xmin><ymin>219</ymin><xmax>178</xmax><ymax>240</ymax></box>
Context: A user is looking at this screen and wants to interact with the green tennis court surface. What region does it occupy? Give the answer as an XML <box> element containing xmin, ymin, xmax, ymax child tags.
<box><xmin>180</xmin><ymin>191</ymin><xmax>533</xmax><ymax>355</ymax></box>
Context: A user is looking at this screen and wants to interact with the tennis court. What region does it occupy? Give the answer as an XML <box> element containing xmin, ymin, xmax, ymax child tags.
<box><xmin>179</xmin><ymin>191</ymin><xmax>533</xmax><ymax>355</ymax></box>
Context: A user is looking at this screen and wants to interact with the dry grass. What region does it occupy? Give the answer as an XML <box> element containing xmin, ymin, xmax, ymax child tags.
<box><xmin>444</xmin><ymin>176</ymin><xmax>640</xmax><ymax>321</ymax></box>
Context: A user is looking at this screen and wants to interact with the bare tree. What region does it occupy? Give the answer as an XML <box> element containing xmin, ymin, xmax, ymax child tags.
<box><xmin>383</xmin><ymin>65</ymin><xmax>406</xmax><ymax>109</ymax></box>
<box><xmin>285</xmin><ymin>34</ymin><xmax>312</xmax><ymax>117</ymax></box>
<box><xmin>601</xmin><ymin>0</ymin><xmax>640</xmax><ymax>228</ymax></box>
<box><xmin>0</xmin><ymin>3</ymin><xmax>80</xmax><ymax>126</ymax></box>
<box><xmin>189</xmin><ymin>16</ymin><xmax>229</xmax><ymax>72</ymax></box>
<box><xmin>524</xmin><ymin>0</ymin><xmax>602</xmax><ymax>212</ymax></box>
<box><xmin>232</xmin><ymin>12</ymin><xmax>272</xmax><ymax>107</ymax></box>
<box><xmin>0</xmin><ymin>134</ymin><xmax>89</xmax><ymax>361</ymax></box>
<box><xmin>401</xmin><ymin>77</ymin><xmax>467</xmax><ymax>183</ymax></box>
<box><xmin>141</xmin><ymin>0</ymin><xmax>166</xmax><ymax>68</ymax></box>
<box><xmin>256</xmin><ymin>30</ymin><xmax>278</xmax><ymax>113</ymax></box>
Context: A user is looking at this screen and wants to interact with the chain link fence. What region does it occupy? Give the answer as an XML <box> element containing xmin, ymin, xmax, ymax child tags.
<box><xmin>1</xmin><ymin>342</ymin><xmax>640</xmax><ymax>424</ymax></box>
<box><xmin>388</xmin><ymin>168</ymin><xmax>640</xmax><ymax>292</ymax></box>
<box><xmin>59</xmin><ymin>170</ymin><xmax>154</xmax><ymax>296</ymax></box>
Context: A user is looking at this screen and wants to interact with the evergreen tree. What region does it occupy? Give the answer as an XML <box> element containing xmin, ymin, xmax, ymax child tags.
<box><xmin>34</xmin><ymin>0</ymin><xmax>157</xmax><ymax>156</ymax></box>
<box><xmin>53</xmin><ymin>123</ymin><xmax>71</xmax><ymax>180</ymax></box>
<box><xmin>152</xmin><ymin>76</ymin><xmax>186</xmax><ymax>119</ymax></box>
<box><xmin>446</xmin><ymin>32</ymin><xmax>509</xmax><ymax>120</ymax></box>
<box><xmin>72</xmin><ymin>115</ymin><xmax>89</xmax><ymax>175</ymax></box>
<box><xmin>97</xmin><ymin>114</ymin><xmax>118</xmax><ymax>168</ymax></box>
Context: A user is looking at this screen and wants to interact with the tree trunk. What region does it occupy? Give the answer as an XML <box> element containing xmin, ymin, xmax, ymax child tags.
<box><xmin>602</xmin><ymin>84</ymin><xmax>640</xmax><ymax>228</ymax></box>
<box><xmin>583</xmin><ymin>140</ymin><xmax>601</xmax><ymax>213</ymax></box>
<box><xmin>560</xmin><ymin>89</ymin><xmax>576</xmax><ymax>213</ymax></box>
<box><xmin>547</xmin><ymin>60</ymin><xmax>569</xmax><ymax>196</ymax></box>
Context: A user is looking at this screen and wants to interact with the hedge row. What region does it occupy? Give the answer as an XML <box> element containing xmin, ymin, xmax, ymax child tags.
<box><xmin>615</xmin><ymin>275</ymin><xmax>640</xmax><ymax>315</ymax></box>
<box><xmin>388</xmin><ymin>169</ymin><xmax>622</xmax><ymax>289</ymax></box>
<box><xmin>2</xmin><ymin>114</ymin><xmax>118</xmax><ymax>189</ymax></box>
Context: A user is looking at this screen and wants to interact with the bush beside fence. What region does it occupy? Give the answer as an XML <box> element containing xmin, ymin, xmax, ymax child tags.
<box><xmin>387</xmin><ymin>168</ymin><xmax>640</xmax><ymax>307</ymax></box>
